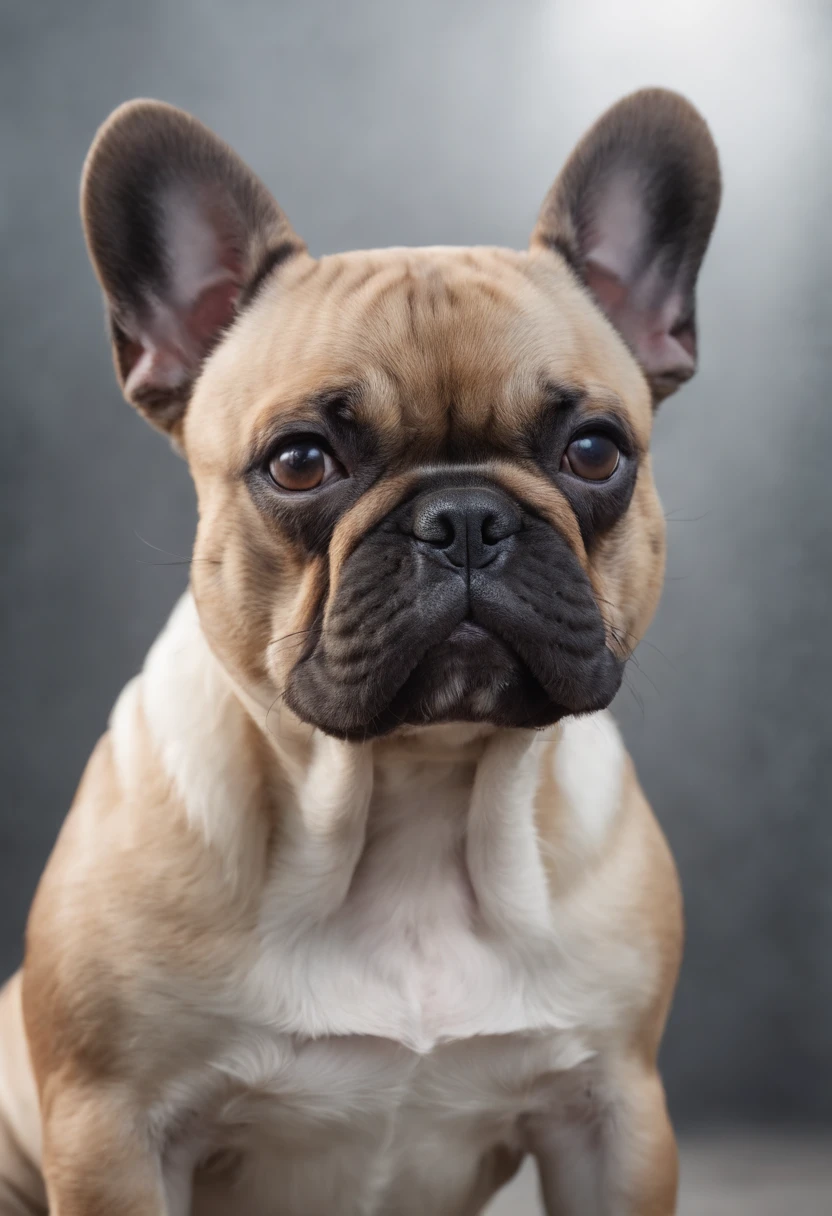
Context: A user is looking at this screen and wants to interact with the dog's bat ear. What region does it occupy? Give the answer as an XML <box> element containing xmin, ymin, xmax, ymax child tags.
<box><xmin>532</xmin><ymin>88</ymin><xmax>721</xmax><ymax>405</ymax></box>
<box><xmin>81</xmin><ymin>100</ymin><xmax>305</xmax><ymax>439</ymax></box>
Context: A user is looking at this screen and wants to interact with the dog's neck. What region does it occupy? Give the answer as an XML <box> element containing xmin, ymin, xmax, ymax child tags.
<box><xmin>118</xmin><ymin>592</ymin><xmax>623</xmax><ymax>938</ymax></box>
<box><xmin>139</xmin><ymin>590</ymin><xmax>540</xmax><ymax>795</ymax></box>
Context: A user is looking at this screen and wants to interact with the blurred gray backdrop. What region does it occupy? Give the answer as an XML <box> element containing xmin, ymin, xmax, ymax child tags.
<box><xmin>1</xmin><ymin>0</ymin><xmax>830</xmax><ymax>1127</ymax></box>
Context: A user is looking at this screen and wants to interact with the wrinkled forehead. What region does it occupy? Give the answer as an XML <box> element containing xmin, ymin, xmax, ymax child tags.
<box><xmin>185</xmin><ymin>245</ymin><xmax>652</xmax><ymax>470</ymax></box>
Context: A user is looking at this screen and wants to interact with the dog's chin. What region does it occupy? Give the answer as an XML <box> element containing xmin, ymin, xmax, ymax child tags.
<box><xmin>378</xmin><ymin>622</ymin><xmax>564</xmax><ymax>734</ymax></box>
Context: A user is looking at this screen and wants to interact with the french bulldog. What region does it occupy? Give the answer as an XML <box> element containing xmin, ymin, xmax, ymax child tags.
<box><xmin>0</xmin><ymin>88</ymin><xmax>720</xmax><ymax>1215</ymax></box>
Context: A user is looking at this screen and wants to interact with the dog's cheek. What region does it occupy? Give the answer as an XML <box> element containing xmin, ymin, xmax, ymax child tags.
<box><xmin>191</xmin><ymin>500</ymin><xmax>308</xmax><ymax>692</ymax></box>
<box><xmin>284</xmin><ymin>531</ymin><xmax>470</xmax><ymax>737</ymax></box>
<box><xmin>590</xmin><ymin>479</ymin><xmax>666</xmax><ymax>656</ymax></box>
<box><xmin>266</xmin><ymin>556</ymin><xmax>329</xmax><ymax>689</ymax></box>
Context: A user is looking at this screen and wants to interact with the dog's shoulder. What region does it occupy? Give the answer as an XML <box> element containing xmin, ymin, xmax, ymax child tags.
<box><xmin>534</xmin><ymin>713</ymin><xmax>683</xmax><ymax>1053</ymax></box>
<box><xmin>22</xmin><ymin>599</ymin><xmax>272</xmax><ymax>1086</ymax></box>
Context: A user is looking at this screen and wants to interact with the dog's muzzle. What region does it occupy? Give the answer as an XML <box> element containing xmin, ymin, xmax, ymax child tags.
<box><xmin>285</xmin><ymin>476</ymin><xmax>624</xmax><ymax>739</ymax></box>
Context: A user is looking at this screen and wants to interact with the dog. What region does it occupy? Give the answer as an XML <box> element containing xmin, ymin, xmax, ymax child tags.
<box><xmin>0</xmin><ymin>88</ymin><xmax>720</xmax><ymax>1215</ymax></box>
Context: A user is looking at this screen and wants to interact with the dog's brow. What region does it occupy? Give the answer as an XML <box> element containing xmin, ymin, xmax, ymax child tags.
<box><xmin>244</xmin><ymin>383</ymin><xmax>369</xmax><ymax>470</ymax></box>
<box><xmin>314</xmin><ymin>383</ymin><xmax>365</xmax><ymax>423</ymax></box>
<box><xmin>581</xmin><ymin>385</ymin><xmax>627</xmax><ymax>412</ymax></box>
<box><xmin>537</xmin><ymin>381</ymin><xmax>587</xmax><ymax>420</ymax></box>
<box><xmin>540</xmin><ymin>381</ymin><xmax>627</xmax><ymax>417</ymax></box>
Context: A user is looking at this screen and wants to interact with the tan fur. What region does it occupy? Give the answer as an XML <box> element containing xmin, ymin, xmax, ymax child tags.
<box><xmin>0</xmin><ymin>90</ymin><xmax>721</xmax><ymax>1215</ymax></box>
<box><xmin>186</xmin><ymin>244</ymin><xmax>659</xmax><ymax>704</ymax></box>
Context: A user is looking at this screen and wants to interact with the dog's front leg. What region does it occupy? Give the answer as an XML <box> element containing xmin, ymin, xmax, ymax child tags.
<box><xmin>531</xmin><ymin>1064</ymin><xmax>678</xmax><ymax>1216</ymax></box>
<box><xmin>41</xmin><ymin>1083</ymin><xmax>173</xmax><ymax>1216</ymax></box>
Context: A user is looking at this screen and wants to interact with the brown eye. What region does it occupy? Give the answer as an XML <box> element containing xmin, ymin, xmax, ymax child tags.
<box><xmin>268</xmin><ymin>441</ymin><xmax>337</xmax><ymax>491</ymax></box>
<box><xmin>562</xmin><ymin>432</ymin><xmax>621</xmax><ymax>481</ymax></box>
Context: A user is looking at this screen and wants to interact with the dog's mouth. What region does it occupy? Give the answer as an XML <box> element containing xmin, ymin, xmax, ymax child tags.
<box><xmin>387</xmin><ymin>620</ymin><xmax>557</xmax><ymax>731</ymax></box>
<box><xmin>283</xmin><ymin>480</ymin><xmax>625</xmax><ymax>740</ymax></box>
<box><xmin>284</xmin><ymin>589</ymin><xmax>614</xmax><ymax>740</ymax></box>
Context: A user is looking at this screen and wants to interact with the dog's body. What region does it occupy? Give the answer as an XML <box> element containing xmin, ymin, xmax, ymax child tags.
<box><xmin>0</xmin><ymin>91</ymin><xmax>719</xmax><ymax>1214</ymax></box>
<box><xmin>1</xmin><ymin>597</ymin><xmax>679</xmax><ymax>1216</ymax></box>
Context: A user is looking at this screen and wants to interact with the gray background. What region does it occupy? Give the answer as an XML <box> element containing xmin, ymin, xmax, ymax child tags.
<box><xmin>1</xmin><ymin>0</ymin><xmax>830</xmax><ymax>1129</ymax></box>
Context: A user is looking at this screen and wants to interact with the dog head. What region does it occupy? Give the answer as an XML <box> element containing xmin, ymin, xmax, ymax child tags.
<box><xmin>82</xmin><ymin>91</ymin><xmax>719</xmax><ymax>739</ymax></box>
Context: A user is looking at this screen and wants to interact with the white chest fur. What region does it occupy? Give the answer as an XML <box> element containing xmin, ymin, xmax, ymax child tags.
<box><xmin>177</xmin><ymin>765</ymin><xmax>607</xmax><ymax>1216</ymax></box>
<box><xmin>126</xmin><ymin>595</ymin><xmax>637</xmax><ymax>1214</ymax></box>
<box><xmin>245</xmin><ymin>746</ymin><xmax>569</xmax><ymax>1047</ymax></box>
<box><xmin>185</xmin><ymin>795</ymin><xmax>589</xmax><ymax>1215</ymax></box>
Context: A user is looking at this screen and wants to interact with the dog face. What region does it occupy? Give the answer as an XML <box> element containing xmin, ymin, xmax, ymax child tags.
<box><xmin>82</xmin><ymin>92</ymin><xmax>719</xmax><ymax>739</ymax></box>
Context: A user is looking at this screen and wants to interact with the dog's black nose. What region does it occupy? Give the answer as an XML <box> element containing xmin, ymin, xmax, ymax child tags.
<box><xmin>410</xmin><ymin>486</ymin><xmax>522</xmax><ymax>569</ymax></box>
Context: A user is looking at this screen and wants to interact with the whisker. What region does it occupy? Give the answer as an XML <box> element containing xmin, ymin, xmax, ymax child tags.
<box><xmin>627</xmin><ymin>636</ymin><xmax>676</xmax><ymax>669</ymax></box>
<box><xmin>267</xmin><ymin>627</ymin><xmax>323</xmax><ymax>646</ymax></box>
<box><xmin>619</xmin><ymin>673</ymin><xmax>646</xmax><ymax>723</ymax></box>
<box><xmin>267</xmin><ymin>627</ymin><xmax>325</xmax><ymax>656</ymax></box>
<box><xmin>136</xmin><ymin>558</ymin><xmax>193</xmax><ymax>567</ymax></box>
<box><xmin>133</xmin><ymin>531</ymin><xmax>220</xmax><ymax>567</ymax></box>
<box><xmin>593</xmin><ymin>595</ymin><xmax>677</xmax><ymax>671</ymax></box>
<box><xmin>133</xmin><ymin>530</ymin><xmax>191</xmax><ymax>560</ymax></box>
<box><xmin>624</xmin><ymin>652</ymin><xmax>661</xmax><ymax>699</ymax></box>
<box><xmin>663</xmin><ymin>507</ymin><xmax>711</xmax><ymax>523</ymax></box>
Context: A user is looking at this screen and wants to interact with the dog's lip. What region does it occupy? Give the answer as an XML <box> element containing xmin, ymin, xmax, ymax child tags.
<box><xmin>446</xmin><ymin>620</ymin><xmax>493</xmax><ymax>644</ymax></box>
<box><xmin>418</xmin><ymin>616</ymin><xmax>524</xmax><ymax>674</ymax></box>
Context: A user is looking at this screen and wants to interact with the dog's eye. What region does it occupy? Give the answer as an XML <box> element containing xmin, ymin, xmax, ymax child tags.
<box><xmin>268</xmin><ymin>440</ymin><xmax>339</xmax><ymax>491</ymax></box>
<box><xmin>562</xmin><ymin>432</ymin><xmax>621</xmax><ymax>481</ymax></box>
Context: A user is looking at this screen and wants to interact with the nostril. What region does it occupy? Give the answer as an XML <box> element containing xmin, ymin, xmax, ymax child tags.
<box><xmin>481</xmin><ymin>509</ymin><xmax>521</xmax><ymax>546</ymax></box>
<box><xmin>428</xmin><ymin>513</ymin><xmax>454</xmax><ymax>548</ymax></box>
<box><xmin>481</xmin><ymin>512</ymin><xmax>501</xmax><ymax>546</ymax></box>
<box><xmin>412</xmin><ymin>507</ymin><xmax>458</xmax><ymax>549</ymax></box>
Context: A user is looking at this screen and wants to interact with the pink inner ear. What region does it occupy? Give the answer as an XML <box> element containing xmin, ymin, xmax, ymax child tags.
<box><xmin>120</xmin><ymin>188</ymin><xmax>244</xmax><ymax>403</ymax></box>
<box><xmin>183</xmin><ymin>276</ymin><xmax>240</xmax><ymax>350</ymax></box>
<box><xmin>584</xmin><ymin>259</ymin><xmax>695</xmax><ymax>385</ymax></box>
<box><xmin>576</xmin><ymin>168</ymin><xmax>697</xmax><ymax>388</ymax></box>
<box><xmin>121</xmin><ymin>274</ymin><xmax>240</xmax><ymax>402</ymax></box>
